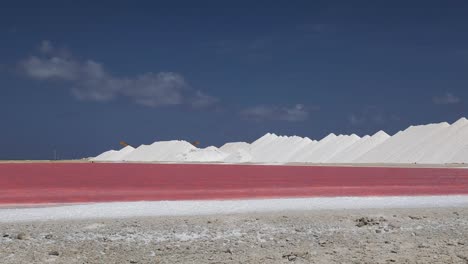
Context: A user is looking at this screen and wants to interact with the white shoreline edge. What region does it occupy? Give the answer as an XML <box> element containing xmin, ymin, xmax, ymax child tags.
<box><xmin>1</xmin><ymin>195</ymin><xmax>468</xmax><ymax>223</ymax></box>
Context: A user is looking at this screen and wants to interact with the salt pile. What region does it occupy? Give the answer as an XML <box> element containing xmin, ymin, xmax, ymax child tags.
<box><xmin>220</xmin><ymin>142</ymin><xmax>252</xmax><ymax>163</ymax></box>
<box><xmin>92</xmin><ymin>117</ymin><xmax>468</xmax><ymax>164</ymax></box>
<box><xmin>177</xmin><ymin>146</ymin><xmax>228</xmax><ymax>162</ymax></box>
<box><xmin>122</xmin><ymin>141</ymin><xmax>196</xmax><ymax>162</ymax></box>
<box><xmin>92</xmin><ymin>150</ymin><xmax>119</xmax><ymax>161</ymax></box>
<box><xmin>92</xmin><ymin>145</ymin><xmax>135</xmax><ymax>161</ymax></box>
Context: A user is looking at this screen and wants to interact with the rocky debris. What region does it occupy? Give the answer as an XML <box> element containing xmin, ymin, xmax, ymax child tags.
<box><xmin>457</xmin><ymin>254</ymin><xmax>468</xmax><ymax>263</ymax></box>
<box><xmin>294</xmin><ymin>227</ymin><xmax>305</xmax><ymax>233</ymax></box>
<box><xmin>44</xmin><ymin>234</ymin><xmax>53</xmax><ymax>239</ymax></box>
<box><xmin>282</xmin><ymin>251</ymin><xmax>309</xmax><ymax>262</ymax></box>
<box><xmin>283</xmin><ymin>253</ymin><xmax>297</xmax><ymax>261</ymax></box>
<box><xmin>355</xmin><ymin>217</ymin><xmax>386</xmax><ymax>227</ymax></box>
<box><xmin>16</xmin><ymin>232</ymin><xmax>28</xmax><ymax>240</ymax></box>
<box><xmin>318</xmin><ymin>240</ymin><xmax>328</xmax><ymax>247</ymax></box>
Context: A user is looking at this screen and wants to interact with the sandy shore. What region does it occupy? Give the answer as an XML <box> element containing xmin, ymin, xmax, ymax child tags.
<box><xmin>1</xmin><ymin>207</ymin><xmax>467</xmax><ymax>263</ymax></box>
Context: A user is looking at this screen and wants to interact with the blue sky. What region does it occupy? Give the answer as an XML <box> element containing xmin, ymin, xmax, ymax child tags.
<box><xmin>1</xmin><ymin>1</ymin><xmax>468</xmax><ymax>159</ymax></box>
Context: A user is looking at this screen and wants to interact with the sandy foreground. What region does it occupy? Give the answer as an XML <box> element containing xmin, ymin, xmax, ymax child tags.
<box><xmin>1</xmin><ymin>207</ymin><xmax>468</xmax><ymax>264</ymax></box>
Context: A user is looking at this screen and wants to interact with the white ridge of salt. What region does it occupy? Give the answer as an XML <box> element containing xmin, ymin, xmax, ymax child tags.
<box><xmin>3</xmin><ymin>196</ymin><xmax>468</xmax><ymax>222</ymax></box>
<box><xmin>274</xmin><ymin>137</ymin><xmax>314</xmax><ymax>163</ymax></box>
<box><xmin>248</xmin><ymin>133</ymin><xmax>279</xmax><ymax>161</ymax></box>
<box><xmin>451</xmin><ymin>146</ymin><xmax>468</xmax><ymax>164</ymax></box>
<box><xmin>122</xmin><ymin>140</ymin><xmax>196</xmax><ymax>162</ymax></box>
<box><xmin>283</xmin><ymin>139</ymin><xmax>318</xmax><ymax>163</ymax></box>
<box><xmin>255</xmin><ymin>136</ymin><xmax>304</xmax><ymax>163</ymax></box>
<box><xmin>223</xmin><ymin>149</ymin><xmax>252</xmax><ymax>163</ymax></box>
<box><xmin>349</xmin><ymin>131</ymin><xmax>390</xmax><ymax>163</ymax></box>
<box><xmin>91</xmin><ymin>149</ymin><xmax>119</xmax><ymax>161</ymax></box>
<box><xmin>291</xmin><ymin>133</ymin><xmax>337</xmax><ymax>162</ymax></box>
<box><xmin>251</xmin><ymin>133</ymin><xmax>277</xmax><ymax>149</ymax></box>
<box><xmin>313</xmin><ymin>134</ymin><xmax>361</xmax><ymax>163</ymax></box>
<box><xmin>416</xmin><ymin>118</ymin><xmax>468</xmax><ymax>164</ymax></box>
<box><xmin>356</xmin><ymin>124</ymin><xmax>435</xmax><ymax>163</ymax></box>
<box><xmin>91</xmin><ymin>117</ymin><xmax>468</xmax><ymax>164</ymax></box>
<box><xmin>269</xmin><ymin>136</ymin><xmax>305</xmax><ymax>162</ymax></box>
<box><xmin>220</xmin><ymin>142</ymin><xmax>252</xmax><ymax>163</ymax></box>
<box><xmin>326</xmin><ymin>135</ymin><xmax>371</xmax><ymax>163</ymax></box>
<box><xmin>298</xmin><ymin>134</ymin><xmax>349</xmax><ymax>163</ymax></box>
<box><xmin>177</xmin><ymin>146</ymin><xmax>229</xmax><ymax>162</ymax></box>
<box><xmin>105</xmin><ymin>145</ymin><xmax>136</xmax><ymax>161</ymax></box>
<box><xmin>389</xmin><ymin>122</ymin><xmax>450</xmax><ymax>163</ymax></box>
<box><xmin>251</xmin><ymin>135</ymin><xmax>287</xmax><ymax>162</ymax></box>
<box><xmin>219</xmin><ymin>142</ymin><xmax>251</xmax><ymax>154</ymax></box>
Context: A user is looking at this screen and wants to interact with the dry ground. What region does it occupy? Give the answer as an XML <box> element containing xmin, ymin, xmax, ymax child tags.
<box><xmin>1</xmin><ymin>207</ymin><xmax>468</xmax><ymax>263</ymax></box>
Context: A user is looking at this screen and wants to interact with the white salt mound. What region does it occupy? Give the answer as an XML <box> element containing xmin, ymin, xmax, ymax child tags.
<box><xmin>178</xmin><ymin>146</ymin><xmax>228</xmax><ymax>162</ymax></box>
<box><xmin>252</xmin><ymin>136</ymin><xmax>298</xmax><ymax>163</ymax></box>
<box><xmin>292</xmin><ymin>133</ymin><xmax>337</xmax><ymax>162</ymax></box>
<box><xmin>327</xmin><ymin>135</ymin><xmax>371</xmax><ymax>163</ymax></box>
<box><xmin>224</xmin><ymin>149</ymin><xmax>252</xmax><ymax>163</ymax></box>
<box><xmin>220</xmin><ymin>142</ymin><xmax>253</xmax><ymax>163</ymax></box>
<box><xmin>316</xmin><ymin>134</ymin><xmax>361</xmax><ymax>163</ymax></box>
<box><xmin>92</xmin><ymin>149</ymin><xmax>119</xmax><ymax>161</ymax></box>
<box><xmin>275</xmin><ymin>137</ymin><xmax>314</xmax><ymax>163</ymax></box>
<box><xmin>105</xmin><ymin>146</ymin><xmax>135</xmax><ymax>161</ymax></box>
<box><xmin>349</xmin><ymin>131</ymin><xmax>390</xmax><ymax>162</ymax></box>
<box><xmin>389</xmin><ymin>122</ymin><xmax>450</xmax><ymax>163</ymax></box>
<box><xmin>122</xmin><ymin>140</ymin><xmax>196</xmax><ymax>162</ymax></box>
<box><xmin>220</xmin><ymin>142</ymin><xmax>251</xmax><ymax>154</ymax></box>
<box><xmin>92</xmin><ymin>117</ymin><xmax>468</xmax><ymax>164</ymax></box>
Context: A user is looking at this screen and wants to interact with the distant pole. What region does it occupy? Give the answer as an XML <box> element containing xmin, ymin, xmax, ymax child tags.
<box><xmin>53</xmin><ymin>149</ymin><xmax>57</xmax><ymax>160</ymax></box>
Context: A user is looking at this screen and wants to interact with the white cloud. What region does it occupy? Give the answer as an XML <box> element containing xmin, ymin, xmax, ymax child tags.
<box><xmin>348</xmin><ymin>107</ymin><xmax>397</xmax><ymax>126</ymax></box>
<box><xmin>241</xmin><ymin>104</ymin><xmax>309</xmax><ymax>122</ymax></box>
<box><xmin>19</xmin><ymin>41</ymin><xmax>218</xmax><ymax>108</ymax></box>
<box><xmin>20</xmin><ymin>56</ymin><xmax>80</xmax><ymax>80</ymax></box>
<box><xmin>190</xmin><ymin>91</ymin><xmax>220</xmax><ymax>109</ymax></box>
<box><xmin>433</xmin><ymin>93</ymin><xmax>461</xmax><ymax>105</ymax></box>
<box><xmin>39</xmin><ymin>40</ymin><xmax>53</xmax><ymax>54</ymax></box>
<box><xmin>348</xmin><ymin>114</ymin><xmax>364</xmax><ymax>126</ymax></box>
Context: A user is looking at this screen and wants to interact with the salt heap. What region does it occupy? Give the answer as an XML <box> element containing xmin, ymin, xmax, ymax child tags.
<box><xmin>326</xmin><ymin>135</ymin><xmax>371</xmax><ymax>163</ymax></box>
<box><xmin>223</xmin><ymin>149</ymin><xmax>252</xmax><ymax>163</ymax></box>
<box><xmin>220</xmin><ymin>142</ymin><xmax>252</xmax><ymax>163</ymax></box>
<box><xmin>292</xmin><ymin>133</ymin><xmax>338</xmax><ymax>162</ymax></box>
<box><xmin>313</xmin><ymin>134</ymin><xmax>361</xmax><ymax>163</ymax></box>
<box><xmin>92</xmin><ymin>150</ymin><xmax>118</xmax><ymax>161</ymax></box>
<box><xmin>122</xmin><ymin>140</ymin><xmax>196</xmax><ymax>162</ymax></box>
<box><xmin>251</xmin><ymin>136</ymin><xmax>302</xmax><ymax>163</ymax></box>
<box><xmin>355</xmin><ymin>120</ymin><xmax>463</xmax><ymax>164</ymax></box>
<box><xmin>178</xmin><ymin>146</ymin><xmax>229</xmax><ymax>162</ymax></box>
<box><xmin>417</xmin><ymin>118</ymin><xmax>468</xmax><ymax>164</ymax></box>
<box><xmin>346</xmin><ymin>131</ymin><xmax>390</xmax><ymax>162</ymax></box>
<box><xmin>92</xmin><ymin>117</ymin><xmax>468</xmax><ymax>164</ymax></box>
<box><xmin>274</xmin><ymin>137</ymin><xmax>315</xmax><ymax>163</ymax></box>
<box><xmin>92</xmin><ymin>145</ymin><xmax>135</xmax><ymax>162</ymax></box>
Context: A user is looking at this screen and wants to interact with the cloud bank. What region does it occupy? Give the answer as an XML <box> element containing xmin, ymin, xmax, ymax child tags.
<box><xmin>19</xmin><ymin>40</ymin><xmax>218</xmax><ymax>108</ymax></box>
<box><xmin>433</xmin><ymin>93</ymin><xmax>460</xmax><ymax>105</ymax></box>
<box><xmin>241</xmin><ymin>104</ymin><xmax>310</xmax><ymax>122</ymax></box>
